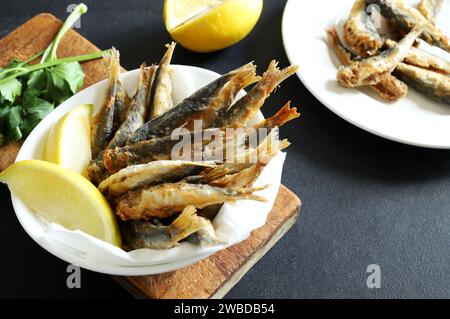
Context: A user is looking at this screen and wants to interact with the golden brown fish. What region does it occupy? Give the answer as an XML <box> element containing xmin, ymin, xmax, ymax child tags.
<box><xmin>327</xmin><ymin>27</ymin><xmax>408</xmax><ymax>101</ymax></box>
<box><xmin>115</xmin><ymin>183</ymin><xmax>268</xmax><ymax>220</ymax></box>
<box><xmin>365</xmin><ymin>0</ymin><xmax>450</xmax><ymax>52</ymax></box>
<box><xmin>385</xmin><ymin>39</ymin><xmax>450</xmax><ymax>75</ymax></box>
<box><xmin>122</xmin><ymin>205</ymin><xmax>219</xmax><ymax>250</ymax></box>
<box><xmin>147</xmin><ymin>43</ymin><xmax>175</xmax><ymax>120</ymax></box>
<box><xmin>90</xmin><ymin>49</ymin><xmax>120</xmax><ymax>159</ymax></box>
<box><xmin>212</xmin><ymin>61</ymin><xmax>299</xmax><ymax>128</ymax></box>
<box><xmin>337</xmin><ymin>24</ymin><xmax>424</xmax><ymax>87</ymax></box>
<box><xmin>344</xmin><ymin>0</ymin><xmax>383</xmax><ymax>57</ymax></box>
<box><xmin>108</xmin><ymin>64</ymin><xmax>155</xmax><ymax>149</ymax></box>
<box><xmin>127</xmin><ymin>62</ymin><xmax>258</xmax><ymax>144</ymax></box>
<box><xmin>98</xmin><ymin>160</ymin><xmax>215</xmax><ymax>198</ymax></box>
<box><xmin>394</xmin><ymin>62</ymin><xmax>450</xmax><ymax>104</ymax></box>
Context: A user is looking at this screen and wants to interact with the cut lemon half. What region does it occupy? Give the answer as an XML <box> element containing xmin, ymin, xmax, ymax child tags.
<box><xmin>164</xmin><ymin>0</ymin><xmax>263</xmax><ymax>53</ymax></box>
<box><xmin>43</xmin><ymin>104</ymin><xmax>93</xmax><ymax>177</ymax></box>
<box><xmin>0</xmin><ymin>160</ymin><xmax>121</xmax><ymax>247</ymax></box>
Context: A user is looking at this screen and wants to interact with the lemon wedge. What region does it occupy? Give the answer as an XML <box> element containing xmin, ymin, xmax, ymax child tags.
<box><xmin>43</xmin><ymin>104</ymin><xmax>93</xmax><ymax>177</ymax></box>
<box><xmin>0</xmin><ymin>160</ymin><xmax>121</xmax><ymax>247</ymax></box>
<box><xmin>164</xmin><ymin>0</ymin><xmax>263</xmax><ymax>53</ymax></box>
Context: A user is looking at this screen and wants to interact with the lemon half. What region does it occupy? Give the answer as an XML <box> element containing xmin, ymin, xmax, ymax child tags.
<box><xmin>164</xmin><ymin>0</ymin><xmax>263</xmax><ymax>53</ymax></box>
<box><xmin>0</xmin><ymin>160</ymin><xmax>121</xmax><ymax>246</ymax></box>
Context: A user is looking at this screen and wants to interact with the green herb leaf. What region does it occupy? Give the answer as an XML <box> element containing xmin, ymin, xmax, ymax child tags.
<box><xmin>51</xmin><ymin>62</ymin><xmax>84</xmax><ymax>94</ymax></box>
<box><xmin>5</xmin><ymin>105</ymin><xmax>24</xmax><ymax>142</ymax></box>
<box><xmin>8</xmin><ymin>105</ymin><xmax>23</xmax><ymax>129</ymax></box>
<box><xmin>46</xmin><ymin>62</ymin><xmax>84</xmax><ymax>103</ymax></box>
<box><xmin>0</xmin><ymin>105</ymin><xmax>9</xmax><ymax>126</ymax></box>
<box><xmin>21</xmin><ymin>103</ymin><xmax>53</xmax><ymax>137</ymax></box>
<box><xmin>8</xmin><ymin>125</ymin><xmax>22</xmax><ymax>142</ymax></box>
<box><xmin>27</xmin><ymin>69</ymin><xmax>47</xmax><ymax>90</ymax></box>
<box><xmin>0</xmin><ymin>78</ymin><xmax>22</xmax><ymax>103</ymax></box>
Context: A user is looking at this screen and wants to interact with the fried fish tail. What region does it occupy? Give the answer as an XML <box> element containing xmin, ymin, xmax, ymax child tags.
<box><xmin>90</xmin><ymin>48</ymin><xmax>120</xmax><ymax>159</ymax></box>
<box><xmin>337</xmin><ymin>24</ymin><xmax>424</xmax><ymax>87</ymax></box>
<box><xmin>327</xmin><ymin>27</ymin><xmax>408</xmax><ymax>101</ymax></box>
<box><xmin>192</xmin><ymin>129</ymin><xmax>286</xmax><ymax>185</ymax></box>
<box><xmin>211</xmin><ymin>131</ymin><xmax>289</xmax><ymax>188</ymax></box>
<box><xmin>253</xmin><ymin>101</ymin><xmax>300</xmax><ymax>131</ymax></box>
<box><xmin>214</xmin><ymin>61</ymin><xmax>299</xmax><ymax>128</ymax></box>
<box><xmin>148</xmin><ymin>42</ymin><xmax>175</xmax><ymax>120</ymax></box>
<box><xmin>168</xmin><ymin>206</ymin><xmax>209</xmax><ymax>244</ymax></box>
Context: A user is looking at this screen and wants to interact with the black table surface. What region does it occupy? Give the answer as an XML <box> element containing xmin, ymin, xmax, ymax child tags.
<box><xmin>1</xmin><ymin>0</ymin><xmax>449</xmax><ymax>299</ymax></box>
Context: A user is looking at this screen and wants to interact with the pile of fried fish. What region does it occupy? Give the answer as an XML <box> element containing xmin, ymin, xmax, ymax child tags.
<box><xmin>86</xmin><ymin>43</ymin><xmax>300</xmax><ymax>250</ymax></box>
<box><xmin>327</xmin><ymin>0</ymin><xmax>450</xmax><ymax>104</ymax></box>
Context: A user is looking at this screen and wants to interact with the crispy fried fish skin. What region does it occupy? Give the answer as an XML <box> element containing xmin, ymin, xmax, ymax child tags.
<box><xmin>102</xmin><ymin>135</ymin><xmax>179</xmax><ymax>174</ymax></box>
<box><xmin>253</xmin><ymin>102</ymin><xmax>300</xmax><ymax>131</ymax></box>
<box><xmin>344</xmin><ymin>0</ymin><xmax>383</xmax><ymax>57</ymax></box>
<box><xmin>186</xmin><ymin>219</ymin><xmax>221</xmax><ymax>247</ymax></box>
<box><xmin>385</xmin><ymin>39</ymin><xmax>450</xmax><ymax>75</ymax></box>
<box><xmin>213</xmin><ymin>61</ymin><xmax>299</xmax><ymax>128</ymax></box>
<box><xmin>184</xmin><ymin>129</ymin><xmax>282</xmax><ymax>185</ymax></box>
<box><xmin>148</xmin><ymin>43</ymin><xmax>175</xmax><ymax>120</ymax></box>
<box><xmin>327</xmin><ymin>27</ymin><xmax>408</xmax><ymax>101</ymax></box>
<box><xmin>337</xmin><ymin>24</ymin><xmax>424</xmax><ymax>87</ymax></box>
<box><xmin>115</xmin><ymin>183</ymin><xmax>268</xmax><ymax>220</ymax></box>
<box><xmin>418</xmin><ymin>0</ymin><xmax>443</xmax><ymax>24</ymax></box>
<box><xmin>394</xmin><ymin>63</ymin><xmax>450</xmax><ymax>105</ymax></box>
<box><xmin>90</xmin><ymin>49</ymin><xmax>120</xmax><ymax>159</ymax></box>
<box><xmin>122</xmin><ymin>205</ymin><xmax>217</xmax><ymax>250</ymax></box>
<box><xmin>101</xmin><ymin>128</ymin><xmax>244</xmax><ymax>177</ymax></box>
<box><xmin>365</xmin><ymin>0</ymin><xmax>450</xmax><ymax>52</ymax></box>
<box><xmin>127</xmin><ymin>63</ymin><xmax>257</xmax><ymax>144</ymax></box>
<box><xmin>87</xmin><ymin>159</ymin><xmax>108</xmax><ymax>186</ymax></box>
<box><xmin>209</xmin><ymin>130</ymin><xmax>290</xmax><ymax>188</ymax></box>
<box><xmin>98</xmin><ymin>160</ymin><xmax>215</xmax><ymax>198</ymax></box>
<box><xmin>211</xmin><ymin>139</ymin><xmax>290</xmax><ymax>189</ymax></box>
<box><xmin>108</xmin><ymin>65</ymin><xmax>155</xmax><ymax>149</ymax></box>
<box><xmin>184</xmin><ymin>64</ymin><xmax>260</xmax><ymax>130</ymax></box>
<box><xmin>112</xmin><ymin>79</ymin><xmax>131</xmax><ymax>133</ymax></box>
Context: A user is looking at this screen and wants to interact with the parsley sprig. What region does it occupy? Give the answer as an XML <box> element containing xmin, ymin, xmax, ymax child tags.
<box><xmin>0</xmin><ymin>3</ymin><xmax>110</xmax><ymax>145</ymax></box>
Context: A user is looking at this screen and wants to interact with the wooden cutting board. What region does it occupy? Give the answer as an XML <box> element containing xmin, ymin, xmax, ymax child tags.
<box><xmin>1</xmin><ymin>14</ymin><xmax>302</xmax><ymax>299</ymax></box>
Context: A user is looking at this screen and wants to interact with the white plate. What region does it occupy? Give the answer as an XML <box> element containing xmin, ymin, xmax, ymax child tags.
<box><xmin>282</xmin><ymin>0</ymin><xmax>450</xmax><ymax>148</ymax></box>
<box><xmin>12</xmin><ymin>65</ymin><xmax>286</xmax><ymax>276</ymax></box>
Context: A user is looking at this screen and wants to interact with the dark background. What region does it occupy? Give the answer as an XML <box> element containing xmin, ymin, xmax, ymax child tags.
<box><xmin>1</xmin><ymin>0</ymin><xmax>449</xmax><ymax>299</ymax></box>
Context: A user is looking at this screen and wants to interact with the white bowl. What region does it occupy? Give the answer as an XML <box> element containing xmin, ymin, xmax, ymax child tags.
<box><xmin>12</xmin><ymin>65</ymin><xmax>285</xmax><ymax>275</ymax></box>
